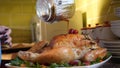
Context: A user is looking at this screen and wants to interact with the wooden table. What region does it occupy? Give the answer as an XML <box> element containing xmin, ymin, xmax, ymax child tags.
<box><xmin>2</xmin><ymin>53</ymin><xmax>13</xmax><ymax>60</ymax></box>
<box><xmin>1</xmin><ymin>43</ymin><xmax>34</xmax><ymax>68</ymax></box>
<box><xmin>1</xmin><ymin>53</ymin><xmax>17</xmax><ymax>68</ymax></box>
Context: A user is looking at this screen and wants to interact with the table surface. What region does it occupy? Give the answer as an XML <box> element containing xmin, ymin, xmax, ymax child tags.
<box><xmin>2</xmin><ymin>53</ymin><xmax>17</xmax><ymax>60</ymax></box>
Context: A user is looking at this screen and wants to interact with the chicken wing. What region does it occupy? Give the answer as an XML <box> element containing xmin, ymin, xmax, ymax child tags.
<box><xmin>83</xmin><ymin>48</ymin><xmax>107</xmax><ymax>61</ymax></box>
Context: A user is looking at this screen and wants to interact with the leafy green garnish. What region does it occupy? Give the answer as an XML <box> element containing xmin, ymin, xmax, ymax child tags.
<box><xmin>49</xmin><ymin>62</ymin><xmax>71</xmax><ymax>68</ymax></box>
<box><xmin>103</xmin><ymin>52</ymin><xmax>112</xmax><ymax>60</ymax></box>
<box><xmin>91</xmin><ymin>52</ymin><xmax>112</xmax><ymax>65</ymax></box>
<box><xmin>78</xmin><ymin>61</ymin><xmax>82</xmax><ymax>66</ymax></box>
<box><xmin>91</xmin><ymin>57</ymin><xmax>102</xmax><ymax>65</ymax></box>
<box><xmin>10</xmin><ymin>57</ymin><xmax>40</xmax><ymax>67</ymax></box>
<box><xmin>62</xmin><ymin>63</ymin><xmax>70</xmax><ymax>67</ymax></box>
<box><xmin>36</xmin><ymin>63</ymin><xmax>42</xmax><ymax>68</ymax></box>
<box><xmin>10</xmin><ymin>57</ymin><xmax>24</xmax><ymax>66</ymax></box>
<box><xmin>50</xmin><ymin>63</ymin><xmax>59</xmax><ymax>68</ymax></box>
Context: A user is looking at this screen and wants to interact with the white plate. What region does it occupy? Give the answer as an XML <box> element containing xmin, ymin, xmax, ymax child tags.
<box><xmin>105</xmin><ymin>46</ymin><xmax>120</xmax><ymax>49</ymax></box>
<box><xmin>105</xmin><ymin>45</ymin><xmax>120</xmax><ymax>48</ymax></box>
<box><xmin>100</xmin><ymin>40</ymin><xmax>120</xmax><ymax>49</ymax></box>
<box><xmin>102</xmin><ymin>40</ymin><xmax>120</xmax><ymax>44</ymax></box>
<box><xmin>102</xmin><ymin>42</ymin><xmax>120</xmax><ymax>48</ymax></box>
<box><xmin>5</xmin><ymin>56</ymin><xmax>112</xmax><ymax>68</ymax></box>
<box><xmin>108</xmin><ymin>49</ymin><xmax>120</xmax><ymax>52</ymax></box>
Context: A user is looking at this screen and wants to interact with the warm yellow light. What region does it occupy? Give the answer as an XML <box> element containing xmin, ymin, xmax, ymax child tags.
<box><xmin>77</xmin><ymin>0</ymin><xmax>114</xmax><ymax>27</ymax></box>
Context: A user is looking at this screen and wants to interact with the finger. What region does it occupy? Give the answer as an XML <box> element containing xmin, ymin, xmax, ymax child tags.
<box><xmin>0</xmin><ymin>26</ymin><xmax>6</xmax><ymax>32</ymax></box>
<box><xmin>9</xmin><ymin>42</ymin><xmax>12</xmax><ymax>47</ymax></box>
<box><xmin>4</xmin><ymin>28</ymin><xmax>12</xmax><ymax>36</ymax></box>
<box><xmin>3</xmin><ymin>36</ymin><xmax>12</xmax><ymax>47</ymax></box>
<box><xmin>1</xmin><ymin>35</ymin><xmax>8</xmax><ymax>40</ymax></box>
<box><xmin>0</xmin><ymin>26</ymin><xmax>11</xmax><ymax>36</ymax></box>
<box><xmin>4</xmin><ymin>36</ymin><xmax>12</xmax><ymax>44</ymax></box>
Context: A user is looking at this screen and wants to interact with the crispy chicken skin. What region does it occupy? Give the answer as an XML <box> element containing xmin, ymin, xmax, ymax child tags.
<box><xmin>28</xmin><ymin>41</ymin><xmax>48</xmax><ymax>53</ymax></box>
<box><xmin>18</xmin><ymin>34</ymin><xmax>107</xmax><ymax>64</ymax></box>
<box><xmin>83</xmin><ymin>48</ymin><xmax>107</xmax><ymax>61</ymax></box>
<box><xmin>18</xmin><ymin>47</ymin><xmax>75</xmax><ymax>64</ymax></box>
<box><xmin>49</xmin><ymin>34</ymin><xmax>89</xmax><ymax>48</ymax></box>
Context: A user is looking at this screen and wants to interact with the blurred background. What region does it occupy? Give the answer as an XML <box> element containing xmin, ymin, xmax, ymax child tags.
<box><xmin>0</xmin><ymin>0</ymin><xmax>120</xmax><ymax>43</ymax></box>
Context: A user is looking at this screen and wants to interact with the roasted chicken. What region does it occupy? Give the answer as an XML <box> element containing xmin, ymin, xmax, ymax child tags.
<box><xmin>18</xmin><ymin>34</ymin><xmax>107</xmax><ymax>64</ymax></box>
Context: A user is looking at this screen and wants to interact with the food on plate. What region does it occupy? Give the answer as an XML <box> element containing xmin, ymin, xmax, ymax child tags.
<box><xmin>28</xmin><ymin>41</ymin><xmax>48</xmax><ymax>53</ymax></box>
<box><xmin>11</xmin><ymin>43</ymin><xmax>35</xmax><ymax>48</ymax></box>
<box><xmin>10</xmin><ymin>34</ymin><xmax>111</xmax><ymax>68</ymax></box>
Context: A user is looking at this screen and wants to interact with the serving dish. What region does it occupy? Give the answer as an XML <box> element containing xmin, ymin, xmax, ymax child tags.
<box><xmin>108</xmin><ymin>49</ymin><xmax>120</xmax><ymax>52</ymax></box>
<box><xmin>102</xmin><ymin>40</ymin><xmax>120</xmax><ymax>44</ymax></box>
<box><xmin>5</xmin><ymin>56</ymin><xmax>112</xmax><ymax>68</ymax></box>
<box><xmin>101</xmin><ymin>40</ymin><xmax>120</xmax><ymax>49</ymax></box>
<box><xmin>2</xmin><ymin>43</ymin><xmax>35</xmax><ymax>53</ymax></box>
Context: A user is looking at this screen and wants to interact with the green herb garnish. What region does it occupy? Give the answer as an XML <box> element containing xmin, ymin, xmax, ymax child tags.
<box><xmin>103</xmin><ymin>52</ymin><xmax>112</xmax><ymax>60</ymax></box>
<box><xmin>10</xmin><ymin>52</ymin><xmax>112</xmax><ymax>67</ymax></box>
<box><xmin>10</xmin><ymin>57</ymin><xmax>24</xmax><ymax>66</ymax></box>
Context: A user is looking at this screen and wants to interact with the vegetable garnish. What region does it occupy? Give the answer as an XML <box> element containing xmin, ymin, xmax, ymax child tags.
<box><xmin>10</xmin><ymin>57</ymin><xmax>24</xmax><ymax>66</ymax></box>
<box><xmin>10</xmin><ymin>52</ymin><xmax>111</xmax><ymax>68</ymax></box>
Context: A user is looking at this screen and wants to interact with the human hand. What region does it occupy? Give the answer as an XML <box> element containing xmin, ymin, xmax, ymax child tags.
<box><xmin>0</xmin><ymin>26</ymin><xmax>12</xmax><ymax>47</ymax></box>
